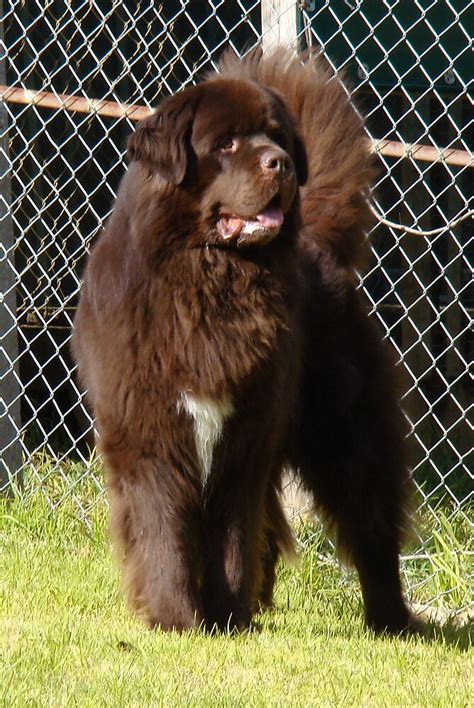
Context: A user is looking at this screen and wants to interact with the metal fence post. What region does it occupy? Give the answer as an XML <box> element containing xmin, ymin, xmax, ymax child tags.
<box><xmin>0</xmin><ymin>0</ymin><xmax>22</xmax><ymax>490</ymax></box>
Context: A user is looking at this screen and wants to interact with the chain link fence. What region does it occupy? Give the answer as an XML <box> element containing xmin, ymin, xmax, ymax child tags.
<box><xmin>1</xmin><ymin>1</ymin><xmax>472</xmax><ymax>610</ymax></box>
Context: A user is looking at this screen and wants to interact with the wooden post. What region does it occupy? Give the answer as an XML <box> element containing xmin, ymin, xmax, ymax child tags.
<box><xmin>0</xmin><ymin>0</ymin><xmax>22</xmax><ymax>490</ymax></box>
<box><xmin>261</xmin><ymin>0</ymin><xmax>299</xmax><ymax>53</ymax></box>
<box><xmin>261</xmin><ymin>0</ymin><xmax>314</xmax><ymax>520</ymax></box>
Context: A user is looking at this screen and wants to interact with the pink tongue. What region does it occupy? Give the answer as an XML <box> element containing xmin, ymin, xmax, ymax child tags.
<box><xmin>256</xmin><ymin>207</ymin><xmax>284</xmax><ymax>228</ymax></box>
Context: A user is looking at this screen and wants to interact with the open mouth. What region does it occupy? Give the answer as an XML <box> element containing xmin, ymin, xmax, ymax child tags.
<box><xmin>217</xmin><ymin>198</ymin><xmax>284</xmax><ymax>247</ymax></box>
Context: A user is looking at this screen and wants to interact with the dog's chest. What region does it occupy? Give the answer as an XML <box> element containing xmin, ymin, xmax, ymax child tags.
<box><xmin>178</xmin><ymin>392</ymin><xmax>233</xmax><ymax>487</ymax></box>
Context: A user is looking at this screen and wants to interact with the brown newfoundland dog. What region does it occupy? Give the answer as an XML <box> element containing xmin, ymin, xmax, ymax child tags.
<box><xmin>72</xmin><ymin>49</ymin><xmax>416</xmax><ymax>634</ymax></box>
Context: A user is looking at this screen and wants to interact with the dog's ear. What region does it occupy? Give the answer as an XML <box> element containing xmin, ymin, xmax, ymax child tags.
<box><xmin>128</xmin><ymin>91</ymin><xmax>197</xmax><ymax>185</ymax></box>
<box><xmin>293</xmin><ymin>131</ymin><xmax>308</xmax><ymax>186</ymax></box>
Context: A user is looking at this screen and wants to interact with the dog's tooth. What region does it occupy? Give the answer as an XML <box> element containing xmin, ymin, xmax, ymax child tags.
<box><xmin>226</xmin><ymin>217</ymin><xmax>244</xmax><ymax>236</ymax></box>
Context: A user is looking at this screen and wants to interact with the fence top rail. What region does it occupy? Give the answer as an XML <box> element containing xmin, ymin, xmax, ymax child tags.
<box><xmin>1</xmin><ymin>84</ymin><xmax>472</xmax><ymax>170</ymax></box>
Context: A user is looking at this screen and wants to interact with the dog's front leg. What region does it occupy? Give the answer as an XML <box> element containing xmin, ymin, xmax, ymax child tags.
<box><xmin>202</xmin><ymin>451</ymin><xmax>270</xmax><ymax>633</ymax></box>
<box><xmin>106</xmin><ymin>447</ymin><xmax>204</xmax><ymax>632</ymax></box>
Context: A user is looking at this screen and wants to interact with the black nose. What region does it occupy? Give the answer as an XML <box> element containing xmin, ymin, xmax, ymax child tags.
<box><xmin>260</xmin><ymin>149</ymin><xmax>292</xmax><ymax>177</ymax></box>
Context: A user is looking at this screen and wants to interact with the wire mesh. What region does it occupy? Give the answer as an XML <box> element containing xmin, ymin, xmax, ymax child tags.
<box><xmin>1</xmin><ymin>1</ymin><xmax>472</xmax><ymax>609</ymax></box>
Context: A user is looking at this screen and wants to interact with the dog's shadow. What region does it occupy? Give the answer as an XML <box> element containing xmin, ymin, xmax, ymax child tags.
<box><xmin>419</xmin><ymin>617</ymin><xmax>473</xmax><ymax>651</ymax></box>
<box><xmin>254</xmin><ymin>604</ymin><xmax>473</xmax><ymax>652</ymax></box>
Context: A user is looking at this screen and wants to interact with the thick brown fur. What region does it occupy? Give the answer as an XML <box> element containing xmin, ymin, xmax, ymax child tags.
<box><xmin>72</xmin><ymin>49</ymin><xmax>416</xmax><ymax>635</ymax></box>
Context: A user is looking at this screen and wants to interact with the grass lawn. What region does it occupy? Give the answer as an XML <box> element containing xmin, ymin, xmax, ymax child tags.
<box><xmin>1</xmin><ymin>468</ymin><xmax>472</xmax><ymax>706</ymax></box>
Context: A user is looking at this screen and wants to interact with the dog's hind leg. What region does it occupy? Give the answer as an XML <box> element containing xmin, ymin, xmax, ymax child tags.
<box><xmin>293</xmin><ymin>330</ymin><xmax>418</xmax><ymax>635</ymax></box>
<box><xmin>296</xmin><ymin>417</ymin><xmax>416</xmax><ymax>634</ymax></box>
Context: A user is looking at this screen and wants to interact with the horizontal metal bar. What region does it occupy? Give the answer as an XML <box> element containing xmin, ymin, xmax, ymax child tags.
<box><xmin>1</xmin><ymin>84</ymin><xmax>472</xmax><ymax>169</ymax></box>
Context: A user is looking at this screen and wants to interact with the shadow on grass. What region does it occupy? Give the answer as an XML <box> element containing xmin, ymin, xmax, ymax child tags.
<box><xmin>420</xmin><ymin>618</ymin><xmax>474</xmax><ymax>652</ymax></box>
<box><xmin>257</xmin><ymin>599</ymin><xmax>473</xmax><ymax>652</ymax></box>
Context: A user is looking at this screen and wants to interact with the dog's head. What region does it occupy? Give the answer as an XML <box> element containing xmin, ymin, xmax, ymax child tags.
<box><xmin>128</xmin><ymin>76</ymin><xmax>307</xmax><ymax>250</ymax></box>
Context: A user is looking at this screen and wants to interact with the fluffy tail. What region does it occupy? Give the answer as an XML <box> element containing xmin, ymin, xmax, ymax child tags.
<box><xmin>217</xmin><ymin>48</ymin><xmax>376</xmax><ymax>272</ymax></box>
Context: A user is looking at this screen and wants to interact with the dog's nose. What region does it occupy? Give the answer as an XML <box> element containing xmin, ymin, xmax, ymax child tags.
<box><xmin>260</xmin><ymin>149</ymin><xmax>292</xmax><ymax>177</ymax></box>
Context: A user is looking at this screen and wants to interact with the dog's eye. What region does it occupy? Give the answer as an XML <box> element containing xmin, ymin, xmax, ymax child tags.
<box><xmin>214</xmin><ymin>136</ymin><xmax>238</xmax><ymax>153</ymax></box>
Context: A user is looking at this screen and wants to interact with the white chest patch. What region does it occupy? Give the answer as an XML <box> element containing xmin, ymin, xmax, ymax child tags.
<box><xmin>179</xmin><ymin>393</ymin><xmax>234</xmax><ymax>487</ymax></box>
